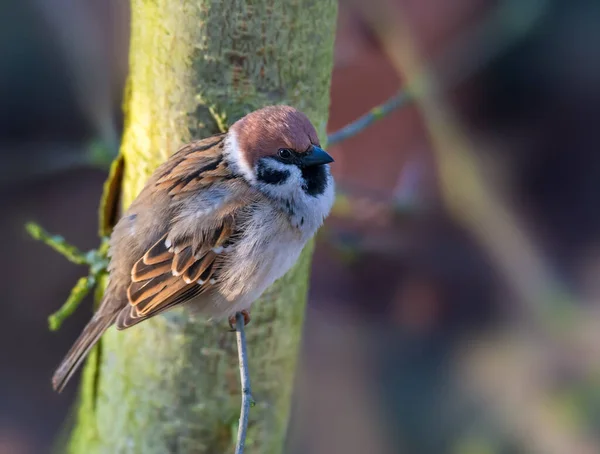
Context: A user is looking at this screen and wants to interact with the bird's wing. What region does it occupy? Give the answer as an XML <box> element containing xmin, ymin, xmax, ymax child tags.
<box><xmin>114</xmin><ymin>135</ymin><xmax>253</xmax><ymax>329</ymax></box>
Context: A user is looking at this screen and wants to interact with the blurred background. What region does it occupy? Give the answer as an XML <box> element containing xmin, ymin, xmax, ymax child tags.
<box><xmin>1</xmin><ymin>0</ymin><xmax>600</xmax><ymax>452</ymax></box>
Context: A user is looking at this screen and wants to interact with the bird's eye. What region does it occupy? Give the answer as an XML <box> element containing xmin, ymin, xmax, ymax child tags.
<box><xmin>278</xmin><ymin>148</ymin><xmax>293</xmax><ymax>160</ymax></box>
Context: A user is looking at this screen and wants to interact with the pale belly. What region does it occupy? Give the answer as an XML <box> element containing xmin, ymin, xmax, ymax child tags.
<box><xmin>194</xmin><ymin>210</ymin><xmax>308</xmax><ymax>318</ymax></box>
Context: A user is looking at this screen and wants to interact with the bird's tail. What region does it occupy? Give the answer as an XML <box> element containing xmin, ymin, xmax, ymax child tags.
<box><xmin>52</xmin><ymin>312</ymin><xmax>118</xmax><ymax>393</ymax></box>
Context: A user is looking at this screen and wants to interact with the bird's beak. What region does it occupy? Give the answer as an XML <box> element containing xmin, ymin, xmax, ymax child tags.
<box><xmin>300</xmin><ymin>145</ymin><xmax>334</xmax><ymax>167</ymax></box>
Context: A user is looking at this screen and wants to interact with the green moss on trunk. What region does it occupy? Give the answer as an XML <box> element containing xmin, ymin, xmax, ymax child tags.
<box><xmin>66</xmin><ymin>0</ymin><xmax>336</xmax><ymax>452</ymax></box>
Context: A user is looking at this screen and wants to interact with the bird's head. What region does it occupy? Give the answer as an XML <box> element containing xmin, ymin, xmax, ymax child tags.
<box><xmin>225</xmin><ymin>105</ymin><xmax>334</xmax><ymax>199</ymax></box>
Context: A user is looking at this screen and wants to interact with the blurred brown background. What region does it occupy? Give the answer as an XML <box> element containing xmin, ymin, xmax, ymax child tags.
<box><xmin>1</xmin><ymin>0</ymin><xmax>600</xmax><ymax>453</ymax></box>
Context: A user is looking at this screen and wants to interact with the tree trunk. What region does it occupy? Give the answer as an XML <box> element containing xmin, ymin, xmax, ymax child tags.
<box><xmin>66</xmin><ymin>0</ymin><xmax>337</xmax><ymax>452</ymax></box>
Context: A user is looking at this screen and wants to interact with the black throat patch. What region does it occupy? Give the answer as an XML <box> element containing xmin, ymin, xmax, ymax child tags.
<box><xmin>301</xmin><ymin>165</ymin><xmax>328</xmax><ymax>197</ymax></box>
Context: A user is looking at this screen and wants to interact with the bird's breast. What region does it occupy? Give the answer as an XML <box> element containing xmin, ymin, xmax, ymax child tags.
<box><xmin>213</xmin><ymin>204</ymin><xmax>307</xmax><ymax>313</ymax></box>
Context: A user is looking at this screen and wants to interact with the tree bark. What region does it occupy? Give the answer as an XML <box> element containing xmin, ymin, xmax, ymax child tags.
<box><xmin>66</xmin><ymin>0</ymin><xmax>337</xmax><ymax>452</ymax></box>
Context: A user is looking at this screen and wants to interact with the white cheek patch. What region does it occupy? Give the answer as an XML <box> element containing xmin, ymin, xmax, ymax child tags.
<box><xmin>256</xmin><ymin>159</ymin><xmax>303</xmax><ymax>194</ymax></box>
<box><xmin>223</xmin><ymin>131</ymin><xmax>256</xmax><ymax>184</ymax></box>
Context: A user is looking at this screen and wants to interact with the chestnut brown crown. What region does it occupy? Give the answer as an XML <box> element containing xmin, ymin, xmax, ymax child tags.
<box><xmin>230</xmin><ymin>105</ymin><xmax>321</xmax><ymax>168</ymax></box>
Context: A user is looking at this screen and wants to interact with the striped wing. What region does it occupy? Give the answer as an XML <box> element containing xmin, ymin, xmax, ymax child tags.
<box><xmin>115</xmin><ymin>216</ymin><xmax>235</xmax><ymax>329</ymax></box>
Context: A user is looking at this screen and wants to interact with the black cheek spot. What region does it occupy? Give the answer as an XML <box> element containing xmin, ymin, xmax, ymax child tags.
<box><xmin>257</xmin><ymin>161</ymin><xmax>290</xmax><ymax>185</ymax></box>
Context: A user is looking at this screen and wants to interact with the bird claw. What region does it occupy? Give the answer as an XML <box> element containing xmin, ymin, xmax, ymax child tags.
<box><xmin>228</xmin><ymin>310</ymin><xmax>251</xmax><ymax>331</ymax></box>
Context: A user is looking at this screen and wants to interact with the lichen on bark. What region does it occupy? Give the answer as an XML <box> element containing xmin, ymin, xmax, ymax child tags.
<box><xmin>65</xmin><ymin>0</ymin><xmax>337</xmax><ymax>453</ymax></box>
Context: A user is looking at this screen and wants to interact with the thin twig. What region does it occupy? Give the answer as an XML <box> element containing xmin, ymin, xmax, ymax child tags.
<box><xmin>26</xmin><ymin>222</ymin><xmax>87</xmax><ymax>265</ymax></box>
<box><xmin>26</xmin><ymin>222</ymin><xmax>110</xmax><ymax>330</ymax></box>
<box><xmin>234</xmin><ymin>312</ymin><xmax>254</xmax><ymax>454</ymax></box>
<box><xmin>325</xmin><ymin>0</ymin><xmax>547</xmax><ymax>147</ymax></box>
<box><xmin>48</xmin><ymin>275</ymin><xmax>96</xmax><ymax>331</ymax></box>
<box><xmin>326</xmin><ymin>91</ymin><xmax>412</xmax><ymax>146</ymax></box>
<box><xmin>362</xmin><ymin>0</ymin><xmax>568</xmax><ymax>321</ymax></box>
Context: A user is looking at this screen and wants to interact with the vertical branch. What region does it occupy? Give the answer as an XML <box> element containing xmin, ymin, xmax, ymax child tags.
<box><xmin>66</xmin><ymin>1</ymin><xmax>337</xmax><ymax>453</ymax></box>
<box><xmin>235</xmin><ymin>312</ymin><xmax>254</xmax><ymax>454</ymax></box>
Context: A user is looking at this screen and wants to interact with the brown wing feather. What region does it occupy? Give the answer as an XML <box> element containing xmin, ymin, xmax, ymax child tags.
<box><xmin>116</xmin><ymin>217</ymin><xmax>236</xmax><ymax>330</ymax></box>
<box><xmin>143</xmin><ymin>236</ymin><xmax>172</xmax><ymax>265</ymax></box>
<box><xmin>116</xmin><ymin>284</ymin><xmax>203</xmax><ymax>329</ymax></box>
<box><xmin>135</xmin><ymin>276</ymin><xmax>189</xmax><ymax>315</ymax></box>
<box><xmin>132</xmin><ymin>259</ymin><xmax>171</xmax><ymax>282</ymax></box>
<box><xmin>155</xmin><ymin>136</ymin><xmax>231</xmax><ymax>196</ymax></box>
<box><xmin>171</xmin><ymin>246</ymin><xmax>195</xmax><ymax>276</ymax></box>
<box><xmin>183</xmin><ymin>251</ymin><xmax>217</xmax><ymax>283</ymax></box>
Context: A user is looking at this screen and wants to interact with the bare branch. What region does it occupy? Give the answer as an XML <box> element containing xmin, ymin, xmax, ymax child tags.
<box><xmin>48</xmin><ymin>276</ymin><xmax>96</xmax><ymax>331</ymax></box>
<box><xmin>26</xmin><ymin>222</ymin><xmax>88</xmax><ymax>265</ymax></box>
<box><xmin>26</xmin><ymin>222</ymin><xmax>110</xmax><ymax>330</ymax></box>
<box><xmin>234</xmin><ymin>312</ymin><xmax>254</xmax><ymax>454</ymax></box>
<box><xmin>361</xmin><ymin>0</ymin><xmax>568</xmax><ymax>320</ymax></box>
<box><xmin>327</xmin><ymin>91</ymin><xmax>411</xmax><ymax>146</ymax></box>
<box><xmin>326</xmin><ymin>0</ymin><xmax>547</xmax><ymax>147</ymax></box>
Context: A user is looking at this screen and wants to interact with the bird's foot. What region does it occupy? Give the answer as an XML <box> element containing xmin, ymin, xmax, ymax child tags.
<box><xmin>228</xmin><ymin>310</ymin><xmax>251</xmax><ymax>331</ymax></box>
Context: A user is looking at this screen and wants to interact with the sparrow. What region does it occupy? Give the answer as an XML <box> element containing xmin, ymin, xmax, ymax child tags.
<box><xmin>52</xmin><ymin>105</ymin><xmax>335</xmax><ymax>392</ymax></box>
